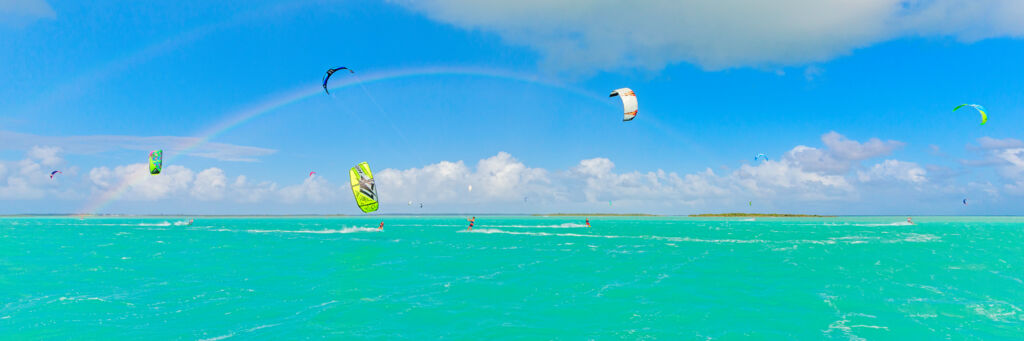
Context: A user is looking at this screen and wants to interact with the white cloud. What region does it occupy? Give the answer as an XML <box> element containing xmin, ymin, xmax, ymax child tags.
<box><xmin>89</xmin><ymin>164</ymin><xmax>195</xmax><ymax>201</ymax></box>
<box><xmin>228</xmin><ymin>175</ymin><xmax>277</xmax><ymax>203</ymax></box>
<box><xmin>27</xmin><ymin>146</ymin><xmax>61</xmax><ymax>168</ymax></box>
<box><xmin>377</xmin><ymin>152</ymin><xmax>553</xmax><ymax>204</ymax></box>
<box><xmin>857</xmin><ymin>159</ymin><xmax>927</xmax><ymax>183</ymax></box>
<box><xmin>0</xmin><ymin>0</ymin><xmax>55</xmax><ymax>27</ymax></box>
<box><xmin>86</xmin><ymin>163</ymin><xmax>288</xmax><ymax>205</ymax></box>
<box><xmin>278</xmin><ymin>175</ymin><xmax>338</xmax><ymax>203</ymax></box>
<box><xmin>14</xmin><ymin>132</ymin><xmax>1020</xmax><ymax>213</ymax></box>
<box><xmin>976</xmin><ymin>136</ymin><xmax>1024</xmax><ymax>150</ymax></box>
<box><xmin>0</xmin><ymin>130</ymin><xmax>276</xmax><ymax>162</ymax></box>
<box><xmin>964</xmin><ymin>137</ymin><xmax>1024</xmax><ymax>180</ymax></box>
<box><xmin>191</xmin><ymin>168</ymin><xmax>227</xmax><ymax>201</ymax></box>
<box><xmin>397</xmin><ymin>0</ymin><xmax>1024</xmax><ymax>72</ymax></box>
<box><xmin>783</xmin><ymin>131</ymin><xmax>903</xmax><ymax>174</ymax></box>
<box><xmin>375</xmin><ymin>133</ymin><xmax>901</xmax><ymax>208</ymax></box>
<box><xmin>0</xmin><ymin>145</ymin><xmax>69</xmax><ymax>199</ymax></box>
<box><xmin>821</xmin><ymin>131</ymin><xmax>904</xmax><ymax>161</ymax></box>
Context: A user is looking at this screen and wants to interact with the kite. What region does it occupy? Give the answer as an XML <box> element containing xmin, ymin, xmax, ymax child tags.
<box><xmin>322</xmin><ymin>67</ymin><xmax>353</xmax><ymax>94</ymax></box>
<box><xmin>149</xmin><ymin>150</ymin><xmax>162</xmax><ymax>175</ymax></box>
<box><xmin>953</xmin><ymin>104</ymin><xmax>987</xmax><ymax>125</ymax></box>
<box><xmin>349</xmin><ymin>162</ymin><xmax>379</xmax><ymax>213</ymax></box>
<box><xmin>609</xmin><ymin>88</ymin><xmax>638</xmax><ymax>121</ymax></box>
<box><xmin>754</xmin><ymin>153</ymin><xmax>768</xmax><ymax>161</ymax></box>
<box><xmin>49</xmin><ymin>170</ymin><xmax>61</xmax><ymax>179</ymax></box>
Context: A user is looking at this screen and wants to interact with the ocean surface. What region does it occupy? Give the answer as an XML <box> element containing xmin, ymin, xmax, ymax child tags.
<box><xmin>1</xmin><ymin>216</ymin><xmax>1022</xmax><ymax>339</ymax></box>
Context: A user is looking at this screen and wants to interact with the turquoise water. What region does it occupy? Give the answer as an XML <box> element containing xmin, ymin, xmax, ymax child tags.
<box><xmin>2</xmin><ymin>216</ymin><xmax>1022</xmax><ymax>339</ymax></box>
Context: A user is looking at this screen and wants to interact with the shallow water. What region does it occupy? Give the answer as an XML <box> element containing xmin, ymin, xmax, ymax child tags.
<box><xmin>1</xmin><ymin>216</ymin><xmax>1022</xmax><ymax>339</ymax></box>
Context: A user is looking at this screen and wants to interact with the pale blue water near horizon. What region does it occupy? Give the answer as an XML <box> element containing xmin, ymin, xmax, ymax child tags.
<box><xmin>2</xmin><ymin>216</ymin><xmax>1022</xmax><ymax>339</ymax></box>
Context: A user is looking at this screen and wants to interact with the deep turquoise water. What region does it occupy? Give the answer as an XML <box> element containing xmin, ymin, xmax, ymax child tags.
<box><xmin>1</xmin><ymin>216</ymin><xmax>1022</xmax><ymax>339</ymax></box>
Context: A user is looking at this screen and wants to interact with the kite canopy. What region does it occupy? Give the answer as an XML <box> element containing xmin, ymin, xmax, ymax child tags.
<box><xmin>609</xmin><ymin>88</ymin><xmax>638</xmax><ymax>121</ymax></box>
<box><xmin>963</xmin><ymin>198</ymin><xmax>968</xmax><ymax>206</ymax></box>
<box><xmin>754</xmin><ymin>153</ymin><xmax>768</xmax><ymax>161</ymax></box>
<box><xmin>349</xmin><ymin>162</ymin><xmax>379</xmax><ymax>213</ymax></box>
<box><xmin>322</xmin><ymin>66</ymin><xmax>354</xmax><ymax>94</ymax></box>
<box><xmin>149</xmin><ymin>150</ymin><xmax>162</xmax><ymax>175</ymax></box>
<box><xmin>49</xmin><ymin>170</ymin><xmax>61</xmax><ymax>179</ymax></box>
<box><xmin>953</xmin><ymin>104</ymin><xmax>987</xmax><ymax>125</ymax></box>
<box><xmin>309</xmin><ymin>171</ymin><xmax>316</xmax><ymax>177</ymax></box>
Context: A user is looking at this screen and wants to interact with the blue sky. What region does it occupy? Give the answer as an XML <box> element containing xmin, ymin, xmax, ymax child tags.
<box><xmin>3</xmin><ymin>0</ymin><xmax>1024</xmax><ymax>215</ymax></box>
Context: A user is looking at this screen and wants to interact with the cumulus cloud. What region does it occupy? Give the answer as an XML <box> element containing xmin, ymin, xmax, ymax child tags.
<box><xmin>86</xmin><ymin>163</ymin><xmax>285</xmax><ymax>204</ymax></box>
<box><xmin>1</xmin><ymin>132</ymin><xmax>975</xmax><ymax>213</ymax></box>
<box><xmin>397</xmin><ymin>0</ymin><xmax>1024</xmax><ymax>72</ymax></box>
<box><xmin>857</xmin><ymin>159</ymin><xmax>927</xmax><ymax>183</ymax></box>
<box><xmin>0</xmin><ymin>145</ymin><xmax>74</xmax><ymax>200</ymax></box>
<box><xmin>89</xmin><ymin>164</ymin><xmax>195</xmax><ymax>201</ymax></box>
<box><xmin>964</xmin><ymin>137</ymin><xmax>1024</xmax><ymax>180</ymax></box>
<box><xmin>191</xmin><ymin>168</ymin><xmax>227</xmax><ymax>201</ymax></box>
<box><xmin>784</xmin><ymin>131</ymin><xmax>903</xmax><ymax>174</ymax></box>
<box><xmin>0</xmin><ymin>0</ymin><xmax>56</xmax><ymax>27</ymax></box>
<box><xmin>375</xmin><ymin>132</ymin><xmax>909</xmax><ymax>207</ymax></box>
<box><xmin>279</xmin><ymin>175</ymin><xmax>338</xmax><ymax>203</ymax></box>
<box><xmin>377</xmin><ymin>152</ymin><xmax>553</xmax><ymax>204</ymax></box>
<box><xmin>0</xmin><ymin>130</ymin><xmax>275</xmax><ymax>162</ymax></box>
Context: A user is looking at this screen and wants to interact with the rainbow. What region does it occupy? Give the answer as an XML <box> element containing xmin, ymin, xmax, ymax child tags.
<box><xmin>79</xmin><ymin>66</ymin><xmax>603</xmax><ymax>214</ymax></box>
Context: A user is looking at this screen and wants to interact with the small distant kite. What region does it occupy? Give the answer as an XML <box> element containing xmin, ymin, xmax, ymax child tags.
<box><xmin>149</xmin><ymin>150</ymin><xmax>162</xmax><ymax>175</ymax></box>
<box><xmin>609</xmin><ymin>88</ymin><xmax>638</xmax><ymax>121</ymax></box>
<box><xmin>468</xmin><ymin>185</ymin><xmax>473</xmax><ymax>192</ymax></box>
<box><xmin>49</xmin><ymin>170</ymin><xmax>61</xmax><ymax>179</ymax></box>
<box><xmin>309</xmin><ymin>171</ymin><xmax>317</xmax><ymax>177</ymax></box>
<box><xmin>963</xmin><ymin>198</ymin><xmax>968</xmax><ymax>206</ymax></box>
<box><xmin>754</xmin><ymin>153</ymin><xmax>768</xmax><ymax>161</ymax></box>
<box><xmin>953</xmin><ymin>104</ymin><xmax>987</xmax><ymax>125</ymax></box>
<box><xmin>322</xmin><ymin>67</ymin><xmax>353</xmax><ymax>94</ymax></box>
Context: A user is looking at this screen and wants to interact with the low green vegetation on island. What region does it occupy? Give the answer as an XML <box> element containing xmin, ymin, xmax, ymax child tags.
<box><xmin>689</xmin><ymin>213</ymin><xmax>836</xmax><ymax>218</ymax></box>
<box><xmin>533</xmin><ymin>213</ymin><xmax>659</xmax><ymax>217</ymax></box>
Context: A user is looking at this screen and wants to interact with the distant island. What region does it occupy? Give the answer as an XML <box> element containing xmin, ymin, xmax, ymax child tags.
<box><xmin>533</xmin><ymin>213</ymin><xmax>659</xmax><ymax>217</ymax></box>
<box><xmin>689</xmin><ymin>213</ymin><xmax>835</xmax><ymax>217</ymax></box>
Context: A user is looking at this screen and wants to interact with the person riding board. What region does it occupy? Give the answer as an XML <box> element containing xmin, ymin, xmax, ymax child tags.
<box><xmin>379</xmin><ymin>221</ymin><xmax>384</xmax><ymax>230</ymax></box>
<box><xmin>585</xmin><ymin>217</ymin><xmax>590</xmax><ymax>228</ymax></box>
<box><xmin>467</xmin><ymin>216</ymin><xmax>476</xmax><ymax>230</ymax></box>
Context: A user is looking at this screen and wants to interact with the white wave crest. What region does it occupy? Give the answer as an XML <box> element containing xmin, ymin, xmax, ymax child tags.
<box><xmin>855</xmin><ymin>221</ymin><xmax>913</xmax><ymax>227</ymax></box>
<box><xmin>243</xmin><ymin>227</ymin><xmax>381</xmax><ymax>234</ymax></box>
<box><xmin>489</xmin><ymin>223</ymin><xmax>587</xmax><ymax>228</ymax></box>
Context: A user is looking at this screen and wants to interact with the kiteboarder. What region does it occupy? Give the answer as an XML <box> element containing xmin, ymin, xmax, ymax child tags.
<box><xmin>907</xmin><ymin>217</ymin><xmax>914</xmax><ymax>225</ymax></box>
<box><xmin>467</xmin><ymin>216</ymin><xmax>476</xmax><ymax>230</ymax></box>
<box><xmin>379</xmin><ymin>221</ymin><xmax>384</xmax><ymax>230</ymax></box>
<box><xmin>585</xmin><ymin>217</ymin><xmax>590</xmax><ymax>228</ymax></box>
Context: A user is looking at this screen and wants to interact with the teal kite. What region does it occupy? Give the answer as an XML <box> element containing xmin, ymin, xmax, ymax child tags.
<box><xmin>953</xmin><ymin>104</ymin><xmax>987</xmax><ymax>125</ymax></box>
